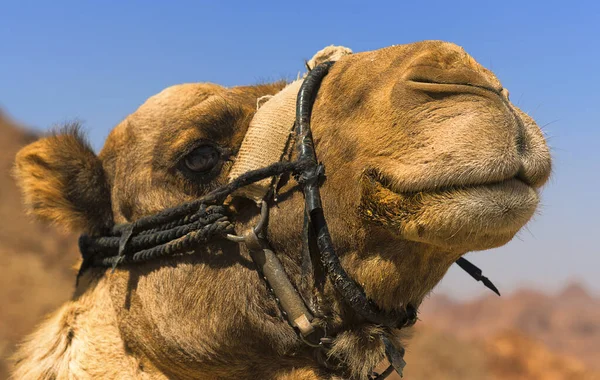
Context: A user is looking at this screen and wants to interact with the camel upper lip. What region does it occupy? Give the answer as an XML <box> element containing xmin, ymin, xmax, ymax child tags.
<box><xmin>367</xmin><ymin>169</ymin><xmax>532</xmax><ymax>195</ymax></box>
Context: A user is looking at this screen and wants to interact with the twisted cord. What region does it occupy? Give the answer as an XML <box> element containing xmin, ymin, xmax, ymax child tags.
<box><xmin>96</xmin><ymin>220</ymin><xmax>234</xmax><ymax>267</ymax></box>
<box><xmin>106</xmin><ymin>159</ymin><xmax>309</xmax><ymax>237</ymax></box>
<box><xmin>80</xmin><ymin>159</ymin><xmax>309</xmax><ymax>269</ymax></box>
<box><xmin>81</xmin><ymin>208</ymin><xmax>227</xmax><ymax>252</ymax></box>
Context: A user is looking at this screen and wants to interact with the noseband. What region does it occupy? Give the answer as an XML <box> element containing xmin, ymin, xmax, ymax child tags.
<box><xmin>78</xmin><ymin>62</ymin><xmax>498</xmax><ymax>379</ymax></box>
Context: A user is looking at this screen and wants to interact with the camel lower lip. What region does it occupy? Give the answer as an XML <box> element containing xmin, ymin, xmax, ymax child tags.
<box><xmin>362</xmin><ymin>173</ymin><xmax>539</xmax><ymax>249</ymax></box>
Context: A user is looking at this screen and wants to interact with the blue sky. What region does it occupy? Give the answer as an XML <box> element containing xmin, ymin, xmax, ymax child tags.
<box><xmin>1</xmin><ymin>1</ymin><xmax>598</xmax><ymax>299</ymax></box>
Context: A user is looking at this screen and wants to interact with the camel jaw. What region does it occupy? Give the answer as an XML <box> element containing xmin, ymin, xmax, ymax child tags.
<box><xmin>360</xmin><ymin>171</ymin><xmax>539</xmax><ymax>252</ymax></box>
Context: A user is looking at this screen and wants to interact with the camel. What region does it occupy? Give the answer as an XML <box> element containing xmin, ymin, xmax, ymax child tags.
<box><xmin>11</xmin><ymin>41</ymin><xmax>551</xmax><ymax>379</ymax></box>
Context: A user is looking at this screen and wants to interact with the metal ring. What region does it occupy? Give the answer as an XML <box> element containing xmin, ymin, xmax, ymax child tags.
<box><xmin>299</xmin><ymin>334</ymin><xmax>323</xmax><ymax>348</ymax></box>
<box><xmin>226</xmin><ymin>200</ymin><xmax>269</xmax><ymax>242</ymax></box>
<box><xmin>253</xmin><ymin>200</ymin><xmax>268</xmax><ymax>234</ymax></box>
<box><xmin>225</xmin><ymin>233</ymin><xmax>246</xmax><ymax>242</ymax></box>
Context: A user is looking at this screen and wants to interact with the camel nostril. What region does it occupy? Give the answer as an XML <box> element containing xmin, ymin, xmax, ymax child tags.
<box><xmin>505</xmin><ymin>102</ymin><xmax>527</xmax><ymax>155</ymax></box>
<box><xmin>516</xmin><ymin>130</ymin><xmax>527</xmax><ymax>155</ymax></box>
<box><xmin>404</xmin><ymin>62</ymin><xmax>503</xmax><ymax>96</ymax></box>
<box><xmin>406</xmin><ymin>77</ymin><xmax>503</xmax><ymax>99</ymax></box>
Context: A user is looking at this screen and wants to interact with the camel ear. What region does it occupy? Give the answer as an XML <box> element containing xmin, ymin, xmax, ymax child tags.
<box><xmin>13</xmin><ymin>125</ymin><xmax>113</xmax><ymax>233</ymax></box>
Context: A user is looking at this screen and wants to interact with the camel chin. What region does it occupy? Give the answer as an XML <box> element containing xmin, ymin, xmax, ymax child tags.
<box><xmin>361</xmin><ymin>174</ymin><xmax>539</xmax><ymax>252</ymax></box>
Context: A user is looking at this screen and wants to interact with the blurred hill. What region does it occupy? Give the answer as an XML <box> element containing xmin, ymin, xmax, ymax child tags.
<box><xmin>418</xmin><ymin>282</ymin><xmax>600</xmax><ymax>371</ymax></box>
<box><xmin>0</xmin><ymin>112</ymin><xmax>598</xmax><ymax>379</ymax></box>
<box><xmin>402</xmin><ymin>326</ymin><xmax>600</xmax><ymax>380</ymax></box>
<box><xmin>393</xmin><ymin>281</ymin><xmax>600</xmax><ymax>379</ymax></box>
<box><xmin>0</xmin><ymin>112</ymin><xmax>80</xmax><ymax>378</ymax></box>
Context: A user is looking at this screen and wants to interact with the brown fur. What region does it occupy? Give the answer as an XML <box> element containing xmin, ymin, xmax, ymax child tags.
<box><xmin>12</xmin><ymin>41</ymin><xmax>551</xmax><ymax>379</ymax></box>
<box><xmin>13</xmin><ymin>124</ymin><xmax>113</xmax><ymax>233</ymax></box>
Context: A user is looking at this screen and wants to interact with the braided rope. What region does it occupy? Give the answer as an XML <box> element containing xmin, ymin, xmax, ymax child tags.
<box><xmin>79</xmin><ymin>159</ymin><xmax>310</xmax><ymax>269</ymax></box>
<box><xmin>80</xmin><ymin>207</ymin><xmax>226</xmax><ymax>252</ymax></box>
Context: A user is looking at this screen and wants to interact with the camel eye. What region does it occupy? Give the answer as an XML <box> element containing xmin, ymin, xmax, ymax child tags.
<box><xmin>184</xmin><ymin>145</ymin><xmax>220</xmax><ymax>173</ymax></box>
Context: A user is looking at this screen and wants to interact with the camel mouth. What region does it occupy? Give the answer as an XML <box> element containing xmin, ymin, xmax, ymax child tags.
<box><xmin>368</xmin><ymin>169</ymin><xmax>533</xmax><ymax>196</ymax></box>
<box><xmin>362</xmin><ymin>170</ymin><xmax>540</xmax><ymax>250</ymax></box>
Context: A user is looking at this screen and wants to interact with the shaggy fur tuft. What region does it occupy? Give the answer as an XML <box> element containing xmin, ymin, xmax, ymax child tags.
<box><xmin>328</xmin><ymin>325</ymin><xmax>387</xmax><ymax>377</ymax></box>
<box><xmin>13</xmin><ymin>124</ymin><xmax>113</xmax><ymax>233</ymax></box>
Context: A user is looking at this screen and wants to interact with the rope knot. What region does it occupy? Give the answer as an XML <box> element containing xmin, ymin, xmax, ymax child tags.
<box><xmin>296</xmin><ymin>163</ymin><xmax>326</xmax><ymax>186</ymax></box>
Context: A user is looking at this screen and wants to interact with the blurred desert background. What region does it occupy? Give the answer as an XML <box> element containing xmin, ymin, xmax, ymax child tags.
<box><xmin>1</xmin><ymin>2</ymin><xmax>599</xmax><ymax>379</ymax></box>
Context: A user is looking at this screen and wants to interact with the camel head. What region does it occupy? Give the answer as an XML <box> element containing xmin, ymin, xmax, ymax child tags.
<box><xmin>13</xmin><ymin>41</ymin><xmax>551</xmax><ymax>378</ymax></box>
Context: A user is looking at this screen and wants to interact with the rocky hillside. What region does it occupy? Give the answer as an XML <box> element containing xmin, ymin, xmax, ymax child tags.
<box><xmin>419</xmin><ymin>283</ymin><xmax>600</xmax><ymax>371</ymax></box>
<box><xmin>401</xmin><ymin>325</ymin><xmax>600</xmax><ymax>380</ymax></box>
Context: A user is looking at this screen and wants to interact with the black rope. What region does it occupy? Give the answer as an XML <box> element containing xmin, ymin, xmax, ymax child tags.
<box><xmin>101</xmin><ymin>220</ymin><xmax>233</xmax><ymax>266</ymax></box>
<box><xmin>296</xmin><ymin>63</ymin><xmax>415</xmax><ymax>329</ymax></box>
<box><xmin>107</xmin><ymin>160</ymin><xmax>309</xmax><ymax>236</ymax></box>
<box><xmin>80</xmin><ymin>208</ymin><xmax>233</xmax><ymax>267</ymax></box>
<box><xmin>79</xmin><ymin>159</ymin><xmax>311</xmax><ymax>270</ymax></box>
<box><xmin>81</xmin><ymin>207</ymin><xmax>228</xmax><ymax>252</ymax></box>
